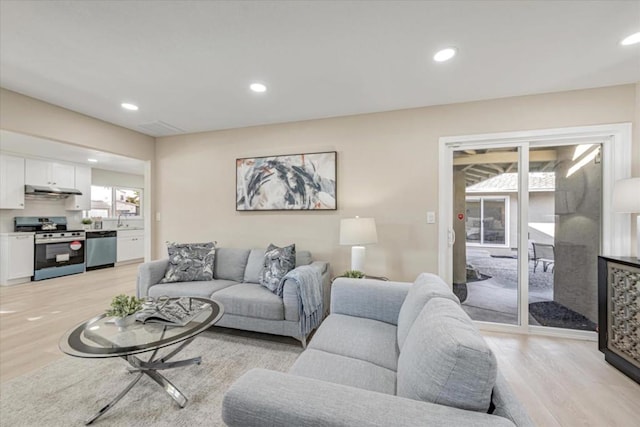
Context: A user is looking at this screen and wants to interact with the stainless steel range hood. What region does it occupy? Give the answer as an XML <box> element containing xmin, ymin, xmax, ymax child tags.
<box><xmin>25</xmin><ymin>185</ymin><xmax>82</xmax><ymax>199</ymax></box>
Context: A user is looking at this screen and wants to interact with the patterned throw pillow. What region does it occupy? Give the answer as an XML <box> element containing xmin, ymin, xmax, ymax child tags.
<box><xmin>160</xmin><ymin>242</ymin><xmax>216</xmax><ymax>283</ymax></box>
<box><xmin>260</xmin><ymin>243</ymin><xmax>296</xmax><ymax>293</ymax></box>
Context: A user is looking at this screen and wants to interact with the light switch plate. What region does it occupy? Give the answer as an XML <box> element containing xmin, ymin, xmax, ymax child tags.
<box><xmin>427</xmin><ymin>211</ymin><xmax>436</xmax><ymax>224</ymax></box>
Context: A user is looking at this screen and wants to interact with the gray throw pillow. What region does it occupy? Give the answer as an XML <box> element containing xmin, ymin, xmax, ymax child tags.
<box><xmin>160</xmin><ymin>242</ymin><xmax>216</xmax><ymax>283</ymax></box>
<box><xmin>260</xmin><ymin>243</ymin><xmax>296</xmax><ymax>293</ymax></box>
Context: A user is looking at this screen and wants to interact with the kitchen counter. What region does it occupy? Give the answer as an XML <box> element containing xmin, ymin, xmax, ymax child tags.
<box><xmin>0</xmin><ymin>232</ymin><xmax>35</xmax><ymax>236</ymax></box>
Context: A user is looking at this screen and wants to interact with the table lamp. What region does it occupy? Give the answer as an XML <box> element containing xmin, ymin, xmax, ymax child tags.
<box><xmin>340</xmin><ymin>217</ymin><xmax>378</xmax><ymax>272</ymax></box>
<box><xmin>613</xmin><ymin>177</ymin><xmax>640</xmax><ymax>259</ymax></box>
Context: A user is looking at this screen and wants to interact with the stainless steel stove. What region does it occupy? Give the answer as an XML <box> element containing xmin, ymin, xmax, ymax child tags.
<box><xmin>14</xmin><ymin>216</ymin><xmax>86</xmax><ymax>281</ymax></box>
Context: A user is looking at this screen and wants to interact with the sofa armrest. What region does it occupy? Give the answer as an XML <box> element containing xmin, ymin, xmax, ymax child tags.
<box><xmin>222</xmin><ymin>369</ymin><xmax>516</xmax><ymax>427</ymax></box>
<box><xmin>331</xmin><ymin>278</ymin><xmax>410</xmax><ymax>325</ymax></box>
<box><xmin>282</xmin><ymin>262</ymin><xmax>331</xmax><ymax>323</ymax></box>
<box><xmin>136</xmin><ymin>258</ymin><xmax>169</xmax><ymax>298</ymax></box>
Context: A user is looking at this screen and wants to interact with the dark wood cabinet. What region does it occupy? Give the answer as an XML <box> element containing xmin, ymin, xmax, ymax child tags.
<box><xmin>598</xmin><ymin>256</ymin><xmax>640</xmax><ymax>384</ymax></box>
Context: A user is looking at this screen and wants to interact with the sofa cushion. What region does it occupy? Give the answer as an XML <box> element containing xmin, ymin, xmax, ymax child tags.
<box><xmin>260</xmin><ymin>243</ymin><xmax>296</xmax><ymax>293</ymax></box>
<box><xmin>160</xmin><ymin>242</ymin><xmax>216</xmax><ymax>283</ymax></box>
<box><xmin>308</xmin><ymin>314</ymin><xmax>399</xmax><ymax>371</ymax></box>
<box><xmin>214</xmin><ymin>248</ymin><xmax>251</xmax><ymax>282</ymax></box>
<box><xmin>396</xmin><ymin>273</ymin><xmax>460</xmax><ymax>350</ymax></box>
<box><xmin>397</xmin><ymin>298</ymin><xmax>497</xmax><ymax>413</ymax></box>
<box><xmin>295</xmin><ymin>251</ymin><xmax>312</xmax><ymax>267</ymax></box>
<box><xmin>243</xmin><ymin>249</ymin><xmax>266</xmax><ymax>284</ymax></box>
<box><xmin>290</xmin><ymin>349</ymin><xmax>396</xmax><ymax>395</ymax></box>
<box><xmin>244</xmin><ymin>249</ymin><xmax>315</xmax><ymax>284</ymax></box>
<box><xmin>213</xmin><ymin>283</ymin><xmax>284</xmax><ymax>320</ymax></box>
<box><xmin>149</xmin><ymin>279</ymin><xmax>238</xmax><ymax>298</ymax></box>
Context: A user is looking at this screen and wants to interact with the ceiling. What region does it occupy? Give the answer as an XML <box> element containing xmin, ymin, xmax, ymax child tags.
<box><xmin>0</xmin><ymin>1</ymin><xmax>639</xmax><ymax>137</ymax></box>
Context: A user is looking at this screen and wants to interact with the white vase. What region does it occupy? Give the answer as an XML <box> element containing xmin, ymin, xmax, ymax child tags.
<box><xmin>114</xmin><ymin>314</ymin><xmax>136</xmax><ymax>327</ymax></box>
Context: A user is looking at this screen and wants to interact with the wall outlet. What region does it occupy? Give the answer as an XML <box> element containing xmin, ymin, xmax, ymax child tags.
<box><xmin>427</xmin><ymin>211</ymin><xmax>436</xmax><ymax>224</ymax></box>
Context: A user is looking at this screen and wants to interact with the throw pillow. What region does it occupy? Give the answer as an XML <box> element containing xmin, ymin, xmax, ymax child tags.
<box><xmin>260</xmin><ymin>243</ymin><xmax>296</xmax><ymax>293</ymax></box>
<box><xmin>160</xmin><ymin>241</ymin><xmax>216</xmax><ymax>283</ymax></box>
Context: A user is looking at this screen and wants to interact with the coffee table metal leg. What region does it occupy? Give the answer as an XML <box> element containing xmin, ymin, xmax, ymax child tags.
<box><xmin>128</xmin><ymin>355</ymin><xmax>202</xmax><ymax>371</ymax></box>
<box><xmin>85</xmin><ymin>371</ymin><xmax>144</xmax><ymax>425</ymax></box>
<box><xmin>143</xmin><ymin>369</ymin><xmax>188</xmax><ymax>407</ymax></box>
<box><xmin>85</xmin><ymin>340</ymin><xmax>196</xmax><ymax>423</ymax></box>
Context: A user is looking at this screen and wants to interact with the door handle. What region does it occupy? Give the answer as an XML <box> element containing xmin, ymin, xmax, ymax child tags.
<box><xmin>448</xmin><ymin>228</ymin><xmax>456</xmax><ymax>246</ymax></box>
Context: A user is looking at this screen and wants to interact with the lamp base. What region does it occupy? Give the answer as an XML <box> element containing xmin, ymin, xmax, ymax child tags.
<box><xmin>351</xmin><ymin>246</ymin><xmax>366</xmax><ymax>272</ymax></box>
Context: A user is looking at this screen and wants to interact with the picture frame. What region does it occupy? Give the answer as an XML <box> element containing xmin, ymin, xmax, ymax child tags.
<box><xmin>236</xmin><ymin>151</ymin><xmax>337</xmax><ymax>211</ymax></box>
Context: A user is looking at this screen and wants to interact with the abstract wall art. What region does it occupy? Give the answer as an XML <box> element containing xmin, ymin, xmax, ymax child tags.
<box><xmin>236</xmin><ymin>151</ymin><xmax>337</xmax><ymax>211</ymax></box>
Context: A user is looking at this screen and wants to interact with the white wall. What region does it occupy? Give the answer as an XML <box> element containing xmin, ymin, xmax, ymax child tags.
<box><xmin>155</xmin><ymin>84</ymin><xmax>638</xmax><ymax>280</ymax></box>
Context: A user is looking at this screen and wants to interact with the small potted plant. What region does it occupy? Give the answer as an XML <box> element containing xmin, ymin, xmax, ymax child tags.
<box><xmin>81</xmin><ymin>218</ymin><xmax>93</xmax><ymax>230</ymax></box>
<box><xmin>107</xmin><ymin>294</ymin><xmax>142</xmax><ymax>327</ymax></box>
<box><xmin>342</xmin><ymin>270</ymin><xmax>365</xmax><ymax>279</ymax></box>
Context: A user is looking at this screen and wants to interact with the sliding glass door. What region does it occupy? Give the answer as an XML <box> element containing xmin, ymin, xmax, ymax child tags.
<box><xmin>527</xmin><ymin>144</ymin><xmax>601</xmax><ymax>332</ymax></box>
<box><xmin>450</xmin><ymin>141</ymin><xmax>602</xmax><ymax>333</ymax></box>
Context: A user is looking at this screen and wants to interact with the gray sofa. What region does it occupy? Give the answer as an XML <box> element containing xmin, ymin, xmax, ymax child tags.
<box><xmin>136</xmin><ymin>248</ymin><xmax>330</xmax><ymax>346</ymax></box>
<box><xmin>222</xmin><ymin>273</ymin><xmax>534</xmax><ymax>426</ymax></box>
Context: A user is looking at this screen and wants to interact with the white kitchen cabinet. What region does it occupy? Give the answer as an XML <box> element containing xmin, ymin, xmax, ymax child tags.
<box><xmin>117</xmin><ymin>229</ymin><xmax>144</xmax><ymax>263</ymax></box>
<box><xmin>0</xmin><ymin>233</ymin><xmax>34</xmax><ymax>285</ymax></box>
<box><xmin>0</xmin><ymin>154</ymin><xmax>25</xmax><ymax>209</ymax></box>
<box><xmin>65</xmin><ymin>165</ymin><xmax>92</xmax><ymax>210</ymax></box>
<box><xmin>25</xmin><ymin>158</ymin><xmax>75</xmax><ymax>188</ymax></box>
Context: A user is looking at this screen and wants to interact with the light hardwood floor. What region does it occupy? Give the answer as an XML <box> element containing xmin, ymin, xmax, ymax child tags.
<box><xmin>1</xmin><ymin>264</ymin><xmax>639</xmax><ymax>426</ymax></box>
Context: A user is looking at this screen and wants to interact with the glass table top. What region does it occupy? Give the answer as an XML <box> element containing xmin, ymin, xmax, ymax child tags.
<box><xmin>59</xmin><ymin>297</ymin><xmax>223</xmax><ymax>358</ymax></box>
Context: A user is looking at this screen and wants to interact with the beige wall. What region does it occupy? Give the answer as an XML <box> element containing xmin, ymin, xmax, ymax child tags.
<box><xmin>156</xmin><ymin>84</ymin><xmax>638</xmax><ymax>281</ymax></box>
<box><xmin>92</xmin><ymin>168</ymin><xmax>144</xmax><ymax>188</ymax></box>
<box><xmin>0</xmin><ymin>89</ymin><xmax>154</xmax><ymax>160</ymax></box>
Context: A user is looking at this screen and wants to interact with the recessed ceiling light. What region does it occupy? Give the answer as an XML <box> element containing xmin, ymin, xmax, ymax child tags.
<box><xmin>621</xmin><ymin>32</ymin><xmax>640</xmax><ymax>46</ymax></box>
<box><xmin>87</xmin><ymin>158</ymin><xmax>98</xmax><ymax>163</ymax></box>
<box><xmin>250</xmin><ymin>83</ymin><xmax>267</xmax><ymax>93</ymax></box>
<box><xmin>121</xmin><ymin>102</ymin><xmax>139</xmax><ymax>111</ymax></box>
<box><xmin>433</xmin><ymin>48</ymin><xmax>457</xmax><ymax>62</ymax></box>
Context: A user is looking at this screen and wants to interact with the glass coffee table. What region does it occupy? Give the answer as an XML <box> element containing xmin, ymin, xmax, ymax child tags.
<box><xmin>59</xmin><ymin>297</ymin><xmax>223</xmax><ymax>425</ymax></box>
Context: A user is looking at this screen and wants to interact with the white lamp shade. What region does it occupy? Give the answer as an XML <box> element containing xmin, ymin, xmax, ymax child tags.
<box><xmin>613</xmin><ymin>178</ymin><xmax>640</xmax><ymax>213</ymax></box>
<box><xmin>340</xmin><ymin>217</ymin><xmax>378</xmax><ymax>245</ymax></box>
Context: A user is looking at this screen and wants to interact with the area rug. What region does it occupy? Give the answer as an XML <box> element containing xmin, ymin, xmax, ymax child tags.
<box><xmin>529</xmin><ymin>301</ymin><xmax>597</xmax><ymax>331</ymax></box>
<box><xmin>0</xmin><ymin>328</ymin><xmax>303</xmax><ymax>426</ymax></box>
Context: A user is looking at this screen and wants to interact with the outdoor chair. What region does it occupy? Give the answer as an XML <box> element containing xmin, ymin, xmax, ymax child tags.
<box><xmin>532</xmin><ymin>242</ymin><xmax>555</xmax><ymax>273</ymax></box>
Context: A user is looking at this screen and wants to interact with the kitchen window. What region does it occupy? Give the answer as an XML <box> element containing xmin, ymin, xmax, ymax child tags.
<box><xmin>86</xmin><ymin>186</ymin><xmax>142</xmax><ymax>218</ymax></box>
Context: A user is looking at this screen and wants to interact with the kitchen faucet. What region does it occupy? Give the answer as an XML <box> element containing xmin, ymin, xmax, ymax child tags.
<box><xmin>117</xmin><ymin>214</ymin><xmax>124</xmax><ymax>228</ymax></box>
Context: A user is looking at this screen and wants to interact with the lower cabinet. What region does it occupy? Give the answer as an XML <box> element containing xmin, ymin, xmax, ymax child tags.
<box><xmin>598</xmin><ymin>256</ymin><xmax>640</xmax><ymax>384</ymax></box>
<box><xmin>0</xmin><ymin>233</ymin><xmax>34</xmax><ymax>285</ymax></box>
<box><xmin>117</xmin><ymin>230</ymin><xmax>144</xmax><ymax>263</ymax></box>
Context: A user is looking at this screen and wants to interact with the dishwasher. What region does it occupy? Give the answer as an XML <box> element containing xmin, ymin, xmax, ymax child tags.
<box><xmin>86</xmin><ymin>230</ymin><xmax>117</xmax><ymax>271</ymax></box>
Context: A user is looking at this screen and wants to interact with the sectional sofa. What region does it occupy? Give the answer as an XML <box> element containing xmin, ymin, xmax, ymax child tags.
<box><xmin>222</xmin><ymin>273</ymin><xmax>534</xmax><ymax>426</ymax></box>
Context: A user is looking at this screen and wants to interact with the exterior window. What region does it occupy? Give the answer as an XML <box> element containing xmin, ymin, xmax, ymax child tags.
<box><xmin>87</xmin><ymin>186</ymin><xmax>142</xmax><ymax>218</ymax></box>
<box><xmin>465</xmin><ymin>196</ymin><xmax>508</xmax><ymax>246</ymax></box>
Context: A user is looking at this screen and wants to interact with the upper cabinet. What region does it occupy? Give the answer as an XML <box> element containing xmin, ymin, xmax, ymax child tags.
<box><xmin>65</xmin><ymin>165</ymin><xmax>92</xmax><ymax>211</ymax></box>
<box><xmin>0</xmin><ymin>154</ymin><xmax>25</xmax><ymax>209</ymax></box>
<box><xmin>25</xmin><ymin>158</ymin><xmax>75</xmax><ymax>188</ymax></box>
